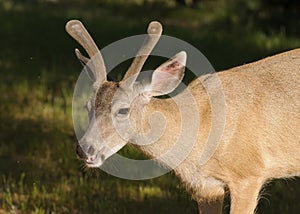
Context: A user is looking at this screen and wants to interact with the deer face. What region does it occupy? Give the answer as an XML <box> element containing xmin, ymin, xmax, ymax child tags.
<box><xmin>77</xmin><ymin>82</ymin><xmax>124</xmax><ymax>167</ymax></box>
<box><xmin>67</xmin><ymin>20</ymin><xmax>186</xmax><ymax>167</ymax></box>
<box><xmin>77</xmin><ymin>52</ymin><xmax>186</xmax><ymax>167</ymax></box>
<box><xmin>78</xmin><ymin>80</ymin><xmax>147</xmax><ymax>167</ymax></box>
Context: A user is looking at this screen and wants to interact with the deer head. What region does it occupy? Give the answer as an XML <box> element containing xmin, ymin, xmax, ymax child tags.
<box><xmin>66</xmin><ymin>20</ymin><xmax>186</xmax><ymax>167</ymax></box>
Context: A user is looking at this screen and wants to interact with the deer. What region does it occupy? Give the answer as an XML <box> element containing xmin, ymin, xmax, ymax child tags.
<box><xmin>66</xmin><ymin>20</ymin><xmax>300</xmax><ymax>214</ymax></box>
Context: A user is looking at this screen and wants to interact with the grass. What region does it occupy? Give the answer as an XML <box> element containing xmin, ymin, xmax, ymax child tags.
<box><xmin>0</xmin><ymin>0</ymin><xmax>300</xmax><ymax>213</ymax></box>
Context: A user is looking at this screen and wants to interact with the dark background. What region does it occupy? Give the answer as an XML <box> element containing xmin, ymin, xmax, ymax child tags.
<box><xmin>0</xmin><ymin>0</ymin><xmax>299</xmax><ymax>213</ymax></box>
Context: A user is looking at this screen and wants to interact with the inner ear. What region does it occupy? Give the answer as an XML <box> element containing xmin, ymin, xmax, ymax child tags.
<box><xmin>147</xmin><ymin>51</ymin><xmax>187</xmax><ymax>97</ymax></box>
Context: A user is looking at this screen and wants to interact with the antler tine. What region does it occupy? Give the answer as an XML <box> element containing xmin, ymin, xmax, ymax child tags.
<box><xmin>122</xmin><ymin>21</ymin><xmax>163</xmax><ymax>83</ymax></box>
<box><xmin>75</xmin><ymin>48</ymin><xmax>89</xmax><ymax>65</ymax></box>
<box><xmin>66</xmin><ymin>20</ymin><xmax>106</xmax><ymax>83</ymax></box>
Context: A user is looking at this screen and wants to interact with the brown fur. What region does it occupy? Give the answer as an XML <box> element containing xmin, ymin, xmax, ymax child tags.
<box><xmin>130</xmin><ymin>49</ymin><xmax>300</xmax><ymax>213</ymax></box>
<box><xmin>95</xmin><ymin>82</ymin><xmax>119</xmax><ymax>116</ymax></box>
<box><xmin>67</xmin><ymin>20</ymin><xmax>300</xmax><ymax>214</ymax></box>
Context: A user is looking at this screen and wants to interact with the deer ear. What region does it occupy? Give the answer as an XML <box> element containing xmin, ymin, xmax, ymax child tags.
<box><xmin>146</xmin><ymin>51</ymin><xmax>186</xmax><ymax>97</ymax></box>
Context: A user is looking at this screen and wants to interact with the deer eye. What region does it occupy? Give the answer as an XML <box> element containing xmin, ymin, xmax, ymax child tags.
<box><xmin>85</xmin><ymin>100</ymin><xmax>92</xmax><ymax>112</ymax></box>
<box><xmin>84</xmin><ymin>100</ymin><xmax>94</xmax><ymax>121</ymax></box>
<box><xmin>117</xmin><ymin>108</ymin><xmax>129</xmax><ymax>116</ymax></box>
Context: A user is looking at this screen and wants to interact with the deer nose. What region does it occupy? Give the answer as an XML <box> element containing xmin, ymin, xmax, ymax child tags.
<box><xmin>76</xmin><ymin>143</ymin><xmax>97</xmax><ymax>159</ymax></box>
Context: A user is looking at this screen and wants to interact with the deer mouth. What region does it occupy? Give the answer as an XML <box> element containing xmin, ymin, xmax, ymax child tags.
<box><xmin>85</xmin><ymin>147</ymin><xmax>106</xmax><ymax>168</ymax></box>
<box><xmin>85</xmin><ymin>153</ymin><xmax>106</xmax><ymax>167</ymax></box>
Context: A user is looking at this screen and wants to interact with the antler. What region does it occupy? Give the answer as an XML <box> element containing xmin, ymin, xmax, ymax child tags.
<box><xmin>65</xmin><ymin>20</ymin><xmax>106</xmax><ymax>84</ymax></box>
<box><xmin>122</xmin><ymin>21</ymin><xmax>163</xmax><ymax>84</ymax></box>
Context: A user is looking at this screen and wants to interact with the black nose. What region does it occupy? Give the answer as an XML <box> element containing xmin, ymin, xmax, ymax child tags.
<box><xmin>76</xmin><ymin>144</ymin><xmax>87</xmax><ymax>159</ymax></box>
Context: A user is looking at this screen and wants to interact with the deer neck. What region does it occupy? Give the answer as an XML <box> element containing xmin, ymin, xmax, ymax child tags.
<box><xmin>132</xmin><ymin>81</ymin><xmax>211</xmax><ymax>168</ymax></box>
<box><xmin>132</xmin><ymin>96</ymin><xmax>181</xmax><ymax>162</ymax></box>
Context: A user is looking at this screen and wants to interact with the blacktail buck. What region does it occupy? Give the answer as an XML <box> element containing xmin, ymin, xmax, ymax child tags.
<box><xmin>66</xmin><ymin>20</ymin><xmax>300</xmax><ymax>214</ymax></box>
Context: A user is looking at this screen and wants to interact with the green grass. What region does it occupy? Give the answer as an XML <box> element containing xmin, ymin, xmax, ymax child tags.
<box><xmin>0</xmin><ymin>0</ymin><xmax>300</xmax><ymax>213</ymax></box>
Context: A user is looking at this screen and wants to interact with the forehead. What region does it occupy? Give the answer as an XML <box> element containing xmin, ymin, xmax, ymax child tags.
<box><xmin>94</xmin><ymin>81</ymin><xmax>119</xmax><ymax>114</ymax></box>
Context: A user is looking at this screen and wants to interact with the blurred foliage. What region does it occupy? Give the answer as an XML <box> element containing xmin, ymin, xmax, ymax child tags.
<box><xmin>0</xmin><ymin>0</ymin><xmax>299</xmax><ymax>213</ymax></box>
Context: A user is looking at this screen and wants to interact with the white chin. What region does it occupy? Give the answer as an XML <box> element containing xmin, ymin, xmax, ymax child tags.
<box><xmin>85</xmin><ymin>145</ymin><xmax>125</xmax><ymax>168</ymax></box>
<box><xmin>86</xmin><ymin>160</ymin><xmax>103</xmax><ymax>168</ymax></box>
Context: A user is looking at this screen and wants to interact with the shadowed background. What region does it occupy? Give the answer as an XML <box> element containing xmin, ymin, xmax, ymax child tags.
<box><xmin>0</xmin><ymin>0</ymin><xmax>299</xmax><ymax>213</ymax></box>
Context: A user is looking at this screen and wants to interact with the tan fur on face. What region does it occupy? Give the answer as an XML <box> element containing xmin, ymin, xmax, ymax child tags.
<box><xmin>95</xmin><ymin>81</ymin><xmax>119</xmax><ymax>117</ymax></box>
